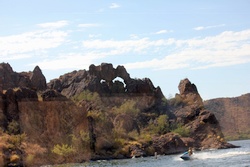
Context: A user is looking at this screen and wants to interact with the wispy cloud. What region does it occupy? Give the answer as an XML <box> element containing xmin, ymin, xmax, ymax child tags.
<box><xmin>155</xmin><ymin>29</ymin><xmax>173</xmax><ymax>34</ymax></box>
<box><xmin>127</xmin><ymin>30</ymin><xmax>250</xmax><ymax>70</ymax></box>
<box><xmin>82</xmin><ymin>29</ymin><xmax>250</xmax><ymax>70</ymax></box>
<box><xmin>78</xmin><ymin>23</ymin><xmax>100</xmax><ymax>28</ymax></box>
<box><xmin>194</xmin><ymin>24</ymin><xmax>225</xmax><ymax>31</ymax></box>
<box><xmin>37</xmin><ymin>20</ymin><xmax>69</xmax><ymax>29</ymax></box>
<box><xmin>31</xmin><ymin>52</ymin><xmax>100</xmax><ymax>70</ymax></box>
<box><xmin>109</xmin><ymin>3</ymin><xmax>120</xmax><ymax>9</ymax></box>
<box><xmin>2</xmin><ymin>20</ymin><xmax>249</xmax><ymax>73</ymax></box>
<box><xmin>82</xmin><ymin>38</ymin><xmax>170</xmax><ymax>54</ymax></box>
<box><xmin>0</xmin><ymin>30</ymin><xmax>68</xmax><ymax>60</ymax></box>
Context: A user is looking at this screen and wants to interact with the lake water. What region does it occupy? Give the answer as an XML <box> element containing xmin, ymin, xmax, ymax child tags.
<box><xmin>46</xmin><ymin>140</ymin><xmax>250</xmax><ymax>167</ymax></box>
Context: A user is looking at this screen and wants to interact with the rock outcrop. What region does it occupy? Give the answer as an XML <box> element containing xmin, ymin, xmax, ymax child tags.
<box><xmin>0</xmin><ymin>63</ymin><xmax>47</xmax><ymax>91</ymax></box>
<box><xmin>48</xmin><ymin>63</ymin><xmax>163</xmax><ymax>98</ymax></box>
<box><xmin>169</xmin><ymin>78</ymin><xmax>236</xmax><ymax>150</ymax></box>
<box><xmin>204</xmin><ymin>93</ymin><xmax>250</xmax><ymax>140</ymax></box>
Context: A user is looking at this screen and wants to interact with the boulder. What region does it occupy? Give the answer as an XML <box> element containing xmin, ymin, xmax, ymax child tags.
<box><xmin>152</xmin><ymin>133</ymin><xmax>188</xmax><ymax>155</ymax></box>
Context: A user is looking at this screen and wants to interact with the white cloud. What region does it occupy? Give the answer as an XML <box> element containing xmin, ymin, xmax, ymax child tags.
<box><xmin>82</xmin><ymin>38</ymin><xmax>170</xmax><ymax>54</ymax></box>
<box><xmin>88</xmin><ymin>34</ymin><xmax>102</xmax><ymax>38</ymax></box>
<box><xmin>31</xmin><ymin>53</ymin><xmax>98</xmax><ymax>70</ymax></box>
<box><xmin>78</xmin><ymin>23</ymin><xmax>100</xmax><ymax>28</ymax></box>
<box><xmin>193</xmin><ymin>26</ymin><xmax>204</xmax><ymax>31</ymax></box>
<box><xmin>81</xmin><ymin>29</ymin><xmax>250</xmax><ymax>70</ymax></box>
<box><xmin>155</xmin><ymin>29</ymin><xmax>173</xmax><ymax>34</ymax></box>
<box><xmin>0</xmin><ymin>30</ymin><xmax>68</xmax><ymax>60</ymax></box>
<box><xmin>37</xmin><ymin>20</ymin><xmax>68</xmax><ymax>29</ymax></box>
<box><xmin>125</xmin><ymin>30</ymin><xmax>250</xmax><ymax>70</ymax></box>
<box><xmin>194</xmin><ymin>24</ymin><xmax>225</xmax><ymax>31</ymax></box>
<box><xmin>109</xmin><ymin>3</ymin><xmax>120</xmax><ymax>9</ymax></box>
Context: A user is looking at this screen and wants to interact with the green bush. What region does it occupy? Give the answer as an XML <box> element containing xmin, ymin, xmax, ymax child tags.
<box><xmin>7</xmin><ymin>133</ymin><xmax>26</xmax><ymax>149</ymax></box>
<box><xmin>52</xmin><ymin>144</ymin><xmax>75</xmax><ymax>157</ymax></box>
<box><xmin>7</xmin><ymin>120</ymin><xmax>20</xmax><ymax>134</ymax></box>
<box><xmin>172</xmin><ymin>124</ymin><xmax>190</xmax><ymax>137</ymax></box>
<box><xmin>72</xmin><ymin>90</ymin><xmax>100</xmax><ymax>102</ymax></box>
<box><xmin>113</xmin><ymin>100</ymin><xmax>139</xmax><ymax>117</ymax></box>
<box><xmin>168</xmin><ymin>94</ymin><xmax>184</xmax><ymax>107</ymax></box>
<box><xmin>147</xmin><ymin>114</ymin><xmax>170</xmax><ymax>135</ymax></box>
<box><xmin>156</xmin><ymin>115</ymin><xmax>169</xmax><ymax>134</ymax></box>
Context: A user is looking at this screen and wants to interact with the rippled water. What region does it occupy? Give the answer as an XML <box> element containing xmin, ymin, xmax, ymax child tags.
<box><xmin>45</xmin><ymin>140</ymin><xmax>250</xmax><ymax>167</ymax></box>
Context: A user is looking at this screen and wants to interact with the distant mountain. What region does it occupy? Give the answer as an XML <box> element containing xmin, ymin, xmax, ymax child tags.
<box><xmin>204</xmin><ymin>93</ymin><xmax>250</xmax><ymax>140</ymax></box>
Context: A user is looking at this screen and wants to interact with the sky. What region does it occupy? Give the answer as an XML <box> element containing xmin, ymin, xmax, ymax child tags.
<box><xmin>0</xmin><ymin>0</ymin><xmax>250</xmax><ymax>100</ymax></box>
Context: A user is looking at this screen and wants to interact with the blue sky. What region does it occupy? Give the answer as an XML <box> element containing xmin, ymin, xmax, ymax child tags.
<box><xmin>0</xmin><ymin>0</ymin><xmax>250</xmax><ymax>100</ymax></box>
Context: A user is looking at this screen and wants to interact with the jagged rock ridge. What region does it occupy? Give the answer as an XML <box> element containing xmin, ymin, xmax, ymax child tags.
<box><xmin>0</xmin><ymin>63</ymin><xmax>46</xmax><ymax>91</ymax></box>
<box><xmin>48</xmin><ymin>63</ymin><xmax>163</xmax><ymax>98</ymax></box>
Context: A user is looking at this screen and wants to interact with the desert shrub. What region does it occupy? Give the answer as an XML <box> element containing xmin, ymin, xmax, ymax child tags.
<box><xmin>87</xmin><ymin>110</ymin><xmax>105</xmax><ymax>122</ymax></box>
<box><xmin>168</xmin><ymin>94</ymin><xmax>184</xmax><ymax>107</ymax></box>
<box><xmin>156</xmin><ymin>115</ymin><xmax>170</xmax><ymax>134</ymax></box>
<box><xmin>113</xmin><ymin>100</ymin><xmax>139</xmax><ymax>117</ymax></box>
<box><xmin>71</xmin><ymin>131</ymin><xmax>90</xmax><ymax>150</ymax></box>
<box><xmin>52</xmin><ymin>144</ymin><xmax>75</xmax><ymax>157</ymax></box>
<box><xmin>172</xmin><ymin>124</ymin><xmax>190</xmax><ymax>137</ymax></box>
<box><xmin>7</xmin><ymin>120</ymin><xmax>20</xmax><ymax>134</ymax></box>
<box><xmin>7</xmin><ymin>133</ymin><xmax>26</xmax><ymax>149</ymax></box>
<box><xmin>72</xmin><ymin>90</ymin><xmax>100</xmax><ymax>102</ymax></box>
<box><xmin>148</xmin><ymin>114</ymin><xmax>170</xmax><ymax>135</ymax></box>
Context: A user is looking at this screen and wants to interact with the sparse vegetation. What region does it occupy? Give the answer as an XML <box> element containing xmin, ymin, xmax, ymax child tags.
<box><xmin>7</xmin><ymin>133</ymin><xmax>26</xmax><ymax>149</ymax></box>
<box><xmin>7</xmin><ymin>120</ymin><xmax>20</xmax><ymax>134</ymax></box>
<box><xmin>72</xmin><ymin>90</ymin><xmax>100</xmax><ymax>102</ymax></box>
<box><xmin>148</xmin><ymin>114</ymin><xmax>170</xmax><ymax>135</ymax></box>
<box><xmin>168</xmin><ymin>94</ymin><xmax>184</xmax><ymax>107</ymax></box>
<box><xmin>172</xmin><ymin>124</ymin><xmax>190</xmax><ymax>137</ymax></box>
<box><xmin>113</xmin><ymin>100</ymin><xmax>140</xmax><ymax>117</ymax></box>
<box><xmin>52</xmin><ymin>144</ymin><xmax>75</xmax><ymax>162</ymax></box>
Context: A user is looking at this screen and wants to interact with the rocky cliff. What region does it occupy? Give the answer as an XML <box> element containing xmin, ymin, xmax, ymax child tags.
<box><xmin>0</xmin><ymin>62</ymin><xmax>237</xmax><ymax>166</ymax></box>
<box><xmin>204</xmin><ymin>93</ymin><xmax>250</xmax><ymax>140</ymax></box>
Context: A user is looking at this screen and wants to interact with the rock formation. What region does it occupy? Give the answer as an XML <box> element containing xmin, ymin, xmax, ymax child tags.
<box><xmin>48</xmin><ymin>63</ymin><xmax>163</xmax><ymax>98</ymax></box>
<box><xmin>0</xmin><ymin>63</ymin><xmax>238</xmax><ymax>166</ymax></box>
<box><xmin>153</xmin><ymin>78</ymin><xmax>236</xmax><ymax>154</ymax></box>
<box><xmin>0</xmin><ymin>63</ymin><xmax>47</xmax><ymax>91</ymax></box>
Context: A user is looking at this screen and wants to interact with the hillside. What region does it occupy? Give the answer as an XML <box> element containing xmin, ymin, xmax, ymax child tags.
<box><xmin>204</xmin><ymin>93</ymin><xmax>250</xmax><ymax>140</ymax></box>
<box><xmin>0</xmin><ymin>62</ymin><xmax>236</xmax><ymax>166</ymax></box>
